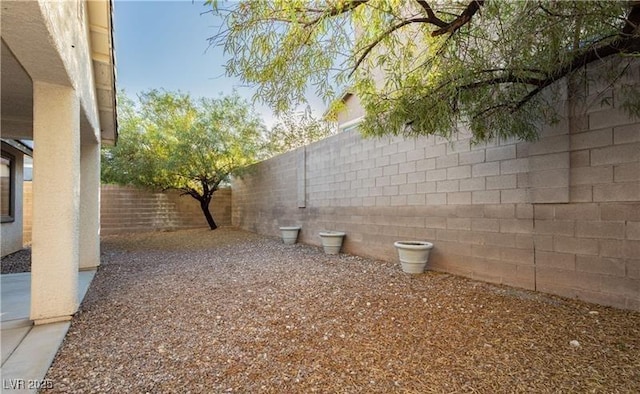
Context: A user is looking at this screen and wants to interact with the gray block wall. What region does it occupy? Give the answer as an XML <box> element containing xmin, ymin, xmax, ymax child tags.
<box><xmin>99</xmin><ymin>185</ymin><xmax>231</xmax><ymax>235</ymax></box>
<box><xmin>232</xmin><ymin>62</ymin><xmax>640</xmax><ymax>311</ymax></box>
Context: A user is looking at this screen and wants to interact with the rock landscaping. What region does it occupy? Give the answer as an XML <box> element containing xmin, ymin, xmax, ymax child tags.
<box><xmin>44</xmin><ymin>228</ymin><xmax>640</xmax><ymax>392</ymax></box>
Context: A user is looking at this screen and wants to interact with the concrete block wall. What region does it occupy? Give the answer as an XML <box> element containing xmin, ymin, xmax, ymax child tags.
<box><xmin>232</xmin><ymin>129</ymin><xmax>551</xmax><ymax>291</ymax></box>
<box><xmin>233</xmin><ymin>151</ymin><xmax>299</xmax><ymax>233</ymax></box>
<box><xmin>100</xmin><ymin>185</ymin><xmax>231</xmax><ymax>235</ymax></box>
<box><xmin>534</xmin><ymin>203</ymin><xmax>639</xmax><ymax>310</ymax></box>
<box><xmin>232</xmin><ymin>62</ymin><xmax>639</xmax><ymax>310</ymax></box>
<box><xmin>23</xmin><ymin>184</ymin><xmax>232</xmax><ymax>241</ymax></box>
<box><xmin>533</xmin><ymin>61</ymin><xmax>640</xmax><ymax>309</ymax></box>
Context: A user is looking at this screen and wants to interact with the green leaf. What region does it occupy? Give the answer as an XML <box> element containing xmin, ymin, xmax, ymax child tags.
<box><xmin>207</xmin><ymin>0</ymin><xmax>640</xmax><ymax>142</ymax></box>
<box><xmin>102</xmin><ymin>90</ymin><xmax>266</xmax><ymax>195</ymax></box>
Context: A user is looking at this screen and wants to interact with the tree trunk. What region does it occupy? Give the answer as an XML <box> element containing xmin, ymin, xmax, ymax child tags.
<box><xmin>199</xmin><ymin>197</ymin><xmax>217</xmax><ymax>230</ymax></box>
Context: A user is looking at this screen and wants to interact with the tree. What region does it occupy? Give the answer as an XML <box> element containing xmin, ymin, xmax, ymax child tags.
<box><xmin>264</xmin><ymin>106</ymin><xmax>337</xmax><ymax>156</ymax></box>
<box><xmin>208</xmin><ymin>0</ymin><xmax>640</xmax><ymax>143</ymax></box>
<box><xmin>102</xmin><ymin>90</ymin><xmax>265</xmax><ymax>230</ymax></box>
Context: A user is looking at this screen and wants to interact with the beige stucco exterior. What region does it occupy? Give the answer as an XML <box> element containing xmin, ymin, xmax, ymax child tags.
<box><xmin>336</xmin><ymin>93</ymin><xmax>365</xmax><ymax>128</ymax></box>
<box><xmin>1</xmin><ymin>0</ymin><xmax>117</xmax><ymax>324</ymax></box>
<box><xmin>1</xmin><ymin>142</ymin><xmax>25</xmax><ymax>256</ymax></box>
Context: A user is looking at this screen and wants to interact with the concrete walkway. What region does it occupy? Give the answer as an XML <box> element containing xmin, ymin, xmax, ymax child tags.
<box><xmin>1</xmin><ymin>271</ymin><xmax>95</xmax><ymax>393</ymax></box>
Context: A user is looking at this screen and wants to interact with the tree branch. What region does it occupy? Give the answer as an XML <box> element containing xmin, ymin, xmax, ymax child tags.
<box><xmin>409</xmin><ymin>17</ymin><xmax>640</xmax><ymax>127</ymax></box>
<box><xmin>414</xmin><ymin>0</ymin><xmax>448</xmax><ymax>28</ymax></box>
<box><xmin>462</xmin><ymin>74</ymin><xmax>547</xmax><ymax>90</ymax></box>
<box><xmin>453</xmin><ymin>4</ymin><xmax>640</xmax><ymax>112</ymax></box>
<box><xmin>303</xmin><ymin>0</ymin><xmax>369</xmax><ymax>27</ymax></box>
<box><xmin>623</xmin><ymin>1</ymin><xmax>640</xmax><ymax>35</ymax></box>
<box><xmin>432</xmin><ymin>0</ymin><xmax>485</xmax><ymax>37</ymax></box>
<box><xmin>180</xmin><ymin>187</ymin><xmax>202</xmax><ymax>200</ymax></box>
<box><xmin>472</xmin><ymin>102</ymin><xmax>516</xmax><ymax>121</ymax></box>
<box><xmin>350</xmin><ymin>0</ymin><xmax>487</xmax><ymax>76</ymax></box>
<box><xmin>350</xmin><ymin>18</ymin><xmax>432</xmax><ymax>76</ymax></box>
<box><xmin>514</xmin><ymin>34</ymin><xmax>640</xmax><ymax>111</ymax></box>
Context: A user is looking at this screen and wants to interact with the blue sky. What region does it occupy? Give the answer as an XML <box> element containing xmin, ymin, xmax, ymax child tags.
<box><xmin>113</xmin><ymin>1</ymin><xmax>325</xmax><ymax>128</ymax></box>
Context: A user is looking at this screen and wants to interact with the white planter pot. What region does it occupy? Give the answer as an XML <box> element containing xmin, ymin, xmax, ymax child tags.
<box><xmin>394</xmin><ymin>241</ymin><xmax>434</xmax><ymax>274</ymax></box>
<box><xmin>319</xmin><ymin>231</ymin><xmax>346</xmax><ymax>255</ymax></box>
<box><xmin>279</xmin><ymin>226</ymin><xmax>301</xmax><ymax>245</ymax></box>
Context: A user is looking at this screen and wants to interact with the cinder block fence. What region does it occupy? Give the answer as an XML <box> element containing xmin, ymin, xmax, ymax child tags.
<box><xmin>100</xmin><ymin>185</ymin><xmax>231</xmax><ymax>235</ymax></box>
<box><xmin>22</xmin><ymin>184</ymin><xmax>231</xmax><ymax>242</ymax></box>
<box><xmin>231</xmin><ymin>63</ymin><xmax>640</xmax><ymax>311</ymax></box>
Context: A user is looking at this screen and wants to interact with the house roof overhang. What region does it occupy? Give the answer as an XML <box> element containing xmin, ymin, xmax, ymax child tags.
<box><xmin>0</xmin><ymin>0</ymin><xmax>118</xmax><ymax>146</ymax></box>
<box><xmin>87</xmin><ymin>0</ymin><xmax>118</xmax><ymax>145</ymax></box>
<box><xmin>1</xmin><ymin>139</ymin><xmax>34</xmax><ymax>157</ymax></box>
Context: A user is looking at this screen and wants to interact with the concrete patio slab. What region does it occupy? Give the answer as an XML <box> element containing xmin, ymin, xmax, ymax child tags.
<box><xmin>1</xmin><ymin>327</ymin><xmax>30</xmax><ymax>365</ymax></box>
<box><xmin>1</xmin><ymin>322</ymin><xmax>70</xmax><ymax>393</ymax></box>
<box><xmin>1</xmin><ymin>270</ymin><xmax>96</xmax><ymax>393</ymax></box>
<box><xmin>0</xmin><ymin>274</ymin><xmax>31</xmax><ymax>328</ymax></box>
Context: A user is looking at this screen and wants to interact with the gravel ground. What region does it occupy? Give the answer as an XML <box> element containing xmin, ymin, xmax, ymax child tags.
<box><xmin>1</xmin><ymin>247</ymin><xmax>31</xmax><ymax>274</ymax></box>
<box><xmin>44</xmin><ymin>227</ymin><xmax>639</xmax><ymax>393</ymax></box>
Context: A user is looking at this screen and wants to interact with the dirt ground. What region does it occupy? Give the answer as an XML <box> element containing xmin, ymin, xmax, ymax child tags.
<box><xmin>43</xmin><ymin>228</ymin><xmax>639</xmax><ymax>393</ymax></box>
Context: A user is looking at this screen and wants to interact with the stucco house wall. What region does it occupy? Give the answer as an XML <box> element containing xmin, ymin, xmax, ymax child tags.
<box><xmin>1</xmin><ymin>143</ymin><xmax>25</xmax><ymax>257</ymax></box>
<box><xmin>2</xmin><ymin>0</ymin><xmax>117</xmax><ymax>324</ymax></box>
<box><xmin>336</xmin><ymin>93</ymin><xmax>365</xmax><ymax>127</ymax></box>
<box><xmin>232</xmin><ymin>61</ymin><xmax>640</xmax><ymax>311</ymax></box>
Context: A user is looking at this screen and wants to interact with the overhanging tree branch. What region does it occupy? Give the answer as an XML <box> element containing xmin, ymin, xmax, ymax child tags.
<box><xmin>623</xmin><ymin>1</ymin><xmax>640</xmax><ymax>35</ymax></box>
<box><xmin>304</xmin><ymin>0</ymin><xmax>368</xmax><ymax>27</ymax></box>
<box><xmin>350</xmin><ymin>17</ymin><xmax>432</xmax><ymax>77</ymax></box>
<box><xmin>461</xmin><ymin>74</ymin><xmax>547</xmax><ymax>90</ymax></box>
<box><xmin>414</xmin><ymin>0</ymin><xmax>448</xmax><ymax>28</ymax></box>
<box><xmin>515</xmin><ymin>34</ymin><xmax>640</xmax><ymax>110</ymax></box>
<box><xmin>350</xmin><ymin>1</ymin><xmax>487</xmax><ymax>76</ymax></box>
<box><xmin>437</xmin><ymin>4</ymin><xmax>640</xmax><ymax>113</ymax></box>
<box><xmin>210</xmin><ymin>0</ymin><xmax>640</xmax><ymax>142</ymax></box>
<box><xmin>432</xmin><ymin>0</ymin><xmax>485</xmax><ymax>37</ymax></box>
<box><xmin>270</xmin><ymin>0</ymin><xmax>369</xmax><ymax>27</ymax></box>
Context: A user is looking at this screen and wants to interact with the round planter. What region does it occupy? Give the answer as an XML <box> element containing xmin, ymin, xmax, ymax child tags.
<box><xmin>279</xmin><ymin>226</ymin><xmax>301</xmax><ymax>245</ymax></box>
<box><xmin>394</xmin><ymin>241</ymin><xmax>434</xmax><ymax>274</ymax></box>
<box><xmin>319</xmin><ymin>231</ymin><xmax>346</xmax><ymax>255</ymax></box>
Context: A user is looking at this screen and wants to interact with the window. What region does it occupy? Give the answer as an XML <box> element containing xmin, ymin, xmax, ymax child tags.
<box><xmin>1</xmin><ymin>152</ymin><xmax>15</xmax><ymax>222</ymax></box>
